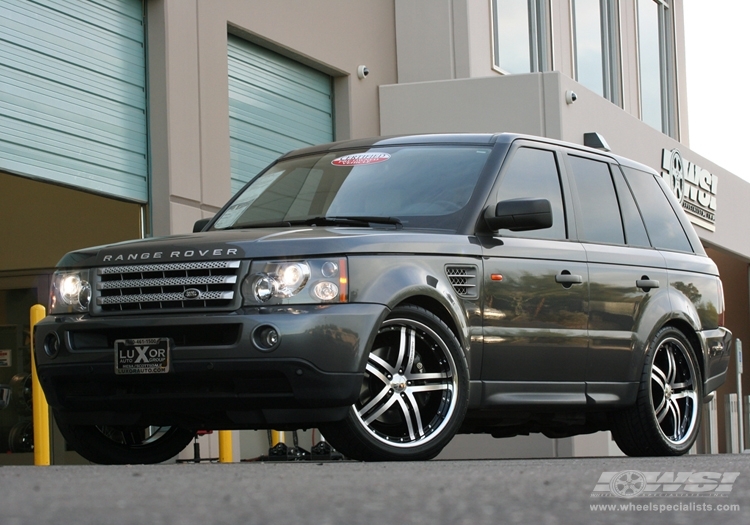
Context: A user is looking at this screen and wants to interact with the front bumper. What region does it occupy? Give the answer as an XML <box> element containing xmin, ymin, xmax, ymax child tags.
<box><xmin>34</xmin><ymin>303</ymin><xmax>388</xmax><ymax>429</ymax></box>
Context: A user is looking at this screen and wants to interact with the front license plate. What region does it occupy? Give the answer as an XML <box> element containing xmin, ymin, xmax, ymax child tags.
<box><xmin>114</xmin><ymin>338</ymin><xmax>171</xmax><ymax>375</ymax></box>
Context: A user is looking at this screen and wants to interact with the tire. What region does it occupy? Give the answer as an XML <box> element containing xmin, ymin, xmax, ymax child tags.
<box><xmin>610</xmin><ymin>326</ymin><xmax>702</xmax><ymax>456</ymax></box>
<box><xmin>55</xmin><ymin>412</ymin><xmax>195</xmax><ymax>465</ymax></box>
<box><xmin>321</xmin><ymin>305</ymin><xmax>469</xmax><ymax>461</ymax></box>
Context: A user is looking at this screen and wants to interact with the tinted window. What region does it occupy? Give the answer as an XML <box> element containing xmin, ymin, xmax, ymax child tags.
<box><xmin>611</xmin><ymin>167</ymin><xmax>650</xmax><ymax>247</ymax></box>
<box><xmin>496</xmin><ymin>147</ymin><xmax>566</xmax><ymax>239</ymax></box>
<box><xmin>567</xmin><ymin>155</ymin><xmax>624</xmax><ymax>244</ymax></box>
<box><xmin>621</xmin><ymin>166</ymin><xmax>693</xmax><ymax>253</ymax></box>
<box><xmin>213</xmin><ymin>146</ymin><xmax>491</xmax><ymax>232</ymax></box>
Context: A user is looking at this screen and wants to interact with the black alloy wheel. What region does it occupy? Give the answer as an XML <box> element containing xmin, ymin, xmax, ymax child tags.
<box><xmin>611</xmin><ymin>326</ymin><xmax>702</xmax><ymax>456</ymax></box>
<box><xmin>321</xmin><ymin>305</ymin><xmax>469</xmax><ymax>461</ymax></box>
<box><xmin>55</xmin><ymin>413</ymin><xmax>195</xmax><ymax>465</ymax></box>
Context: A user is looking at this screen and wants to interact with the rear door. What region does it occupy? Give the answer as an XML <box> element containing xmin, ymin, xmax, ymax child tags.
<box><xmin>564</xmin><ymin>153</ymin><xmax>668</xmax><ymax>396</ymax></box>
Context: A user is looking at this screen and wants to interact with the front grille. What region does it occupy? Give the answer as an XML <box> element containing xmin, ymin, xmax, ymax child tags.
<box><xmin>94</xmin><ymin>261</ymin><xmax>242</xmax><ymax>314</ymax></box>
<box><xmin>446</xmin><ymin>264</ymin><xmax>478</xmax><ymax>298</ymax></box>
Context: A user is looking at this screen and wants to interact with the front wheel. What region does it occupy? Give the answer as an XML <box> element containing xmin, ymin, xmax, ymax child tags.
<box><xmin>610</xmin><ymin>326</ymin><xmax>702</xmax><ymax>456</ymax></box>
<box><xmin>321</xmin><ymin>305</ymin><xmax>469</xmax><ymax>461</ymax></box>
<box><xmin>55</xmin><ymin>413</ymin><xmax>195</xmax><ymax>465</ymax></box>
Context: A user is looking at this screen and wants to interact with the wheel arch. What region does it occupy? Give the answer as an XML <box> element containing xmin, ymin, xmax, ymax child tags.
<box><xmin>397</xmin><ymin>295</ymin><xmax>461</xmax><ymax>343</ymax></box>
<box><xmin>659</xmin><ymin>318</ymin><xmax>705</xmax><ymax>387</ymax></box>
<box><xmin>348</xmin><ymin>255</ymin><xmax>480</xmax><ymax>375</ymax></box>
<box><xmin>629</xmin><ymin>285</ymin><xmax>705</xmax><ymax>382</ymax></box>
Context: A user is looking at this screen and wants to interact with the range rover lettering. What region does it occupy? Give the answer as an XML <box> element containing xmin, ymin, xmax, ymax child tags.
<box><xmin>34</xmin><ymin>133</ymin><xmax>732</xmax><ymax>464</ymax></box>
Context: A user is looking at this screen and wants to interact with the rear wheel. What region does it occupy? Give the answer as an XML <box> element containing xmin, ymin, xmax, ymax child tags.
<box><xmin>55</xmin><ymin>413</ymin><xmax>195</xmax><ymax>465</ymax></box>
<box><xmin>610</xmin><ymin>326</ymin><xmax>702</xmax><ymax>456</ymax></box>
<box><xmin>321</xmin><ymin>305</ymin><xmax>469</xmax><ymax>461</ymax></box>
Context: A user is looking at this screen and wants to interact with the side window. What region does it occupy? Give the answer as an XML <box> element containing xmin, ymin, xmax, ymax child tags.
<box><xmin>496</xmin><ymin>147</ymin><xmax>566</xmax><ymax>240</ymax></box>
<box><xmin>621</xmin><ymin>166</ymin><xmax>693</xmax><ymax>253</ymax></box>
<box><xmin>567</xmin><ymin>155</ymin><xmax>624</xmax><ymax>244</ymax></box>
<box><xmin>611</xmin><ymin>167</ymin><xmax>651</xmax><ymax>247</ymax></box>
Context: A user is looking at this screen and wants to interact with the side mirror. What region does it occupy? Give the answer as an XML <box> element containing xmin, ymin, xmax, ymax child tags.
<box><xmin>485</xmin><ymin>198</ymin><xmax>552</xmax><ymax>232</ymax></box>
<box><xmin>193</xmin><ymin>218</ymin><xmax>211</xmax><ymax>233</ymax></box>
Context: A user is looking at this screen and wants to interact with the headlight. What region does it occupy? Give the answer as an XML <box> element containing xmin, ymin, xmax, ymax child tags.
<box><xmin>242</xmin><ymin>258</ymin><xmax>348</xmax><ymax>305</ymax></box>
<box><xmin>51</xmin><ymin>270</ymin><xmax>92</xmax><ymax>314</ymax></box>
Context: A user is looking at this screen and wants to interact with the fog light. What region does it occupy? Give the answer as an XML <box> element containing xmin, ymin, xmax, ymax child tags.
<box><xmin>252</xmin><ymin>325</ymin><xmax>280</xmax><ymax>352</ymax></box>
<box><xmin>44</xmin><ymin>333</ymin><xmax>61</xmax><ymax>358</ymax></box>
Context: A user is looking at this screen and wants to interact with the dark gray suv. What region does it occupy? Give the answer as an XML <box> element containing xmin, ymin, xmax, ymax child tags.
<box><xmin>34</xmin><ymin>133</ymin><xmax>732</xmax><ymax>463</ymax></box>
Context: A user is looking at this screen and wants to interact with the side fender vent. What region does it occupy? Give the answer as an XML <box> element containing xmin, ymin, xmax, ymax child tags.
<box><xmin>445</xmin><ymin>265</ymin><xmax>478</xmax><ymax>299</ymax></box>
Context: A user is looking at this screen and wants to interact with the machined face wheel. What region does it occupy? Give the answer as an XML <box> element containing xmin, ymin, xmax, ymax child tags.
<box><xmin>355</xmin><ymin>318</ymin><xmax>459</xmax><ymax>448</ymax></box>
<box><xmin>650</xmin><ymin>336</ymin><xmax>699</xmax><ymax>446</ymax></box>
<box><xmin>320</xmin><ymin>305</ymin><xmax>469</xmax><ymax>461</ymax></box>
<box><xmin>54</xmin><ymin>412</ymin><xmax>195</xmax><ymax>464</ymax></box>
<box><xmin>609</xmin><ymin>326</ymin><xmax>703</xmax><ymax>457</ymax></box>
<box><xmin>95</xmin><ymin>425</ymin><xmax>178</xmax><ymax>448</ymax></box>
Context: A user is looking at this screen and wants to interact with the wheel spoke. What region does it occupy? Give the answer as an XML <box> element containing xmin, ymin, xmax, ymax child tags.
<box><xmin>121</xmin><ymin>428</ymin><xmax>143</xmax><ymax>446</ymax></box>
<box><xmin>653</xmin><ymin>395</ymin><xmax>667</xmax><ymax>419</ymax></box>
<box><xmin>406</xmin><ymin>371</ymin><xmax>449</xmax><ymax>381</ymax></box>
<box><xmin>396</xmin><ymin>396</ymin><xmax>417</xmax><ymax>441</ymax></box>
<box><xmin>410</xmin><ymin>383</ymin><xmax>451</xmax><ymax>393</ymax></box>
<box><xmin>368</xmin><ymin>353</ymin><xmax>395</xmax><ymax>379</ymax></box>
<box><xmin>671</xmin><ymin>390</ymin><xmax>697</xmax><ymax>403</ymax></box>
<box><xmin>656</xmin><ymin>397</ymin><xmax>671</xmax><ymax>423</ymax></box>
<box><xmin>667</xmin><ymin>398</ymin><xmax>682</xmax><ymax>439</ymax></box>
<box><xmin>665</xmin><ymin>346</ymin><xmax>677</xmax><ymax>385</ymax></box>
<box><xmin>404</xmin><ymin>391</ymin><xmax>425</xmax><ymax>439</ymax></box>
<box><xmin>358</xmin><ymin>384</ymin><xmax>392</xmax><ymax>420</ymax></box>
<box><xmin>393</xmin><ymin>326</ymin><xmax>416</xmax><ymax>374</ymax></box>
<box><xmin>672</xmin><ymin>379</ymin><xmax>693</xmax><ymax>390</ymax></box>
<box><xmin>652</xmin><ymin>364</ymin><xmax>667</xmax><ymax>390</ymax></box>
<box><xmin>362</xmin><ymin>393</ymin><xmax>399</xmax><ymax>425</ymax></box>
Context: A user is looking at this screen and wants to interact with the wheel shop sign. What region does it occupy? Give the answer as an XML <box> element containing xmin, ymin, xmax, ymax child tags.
<box><xmin>661</xmin><ymin>149</ymin><xmax>717</xmax><ymax>232</ymax></box>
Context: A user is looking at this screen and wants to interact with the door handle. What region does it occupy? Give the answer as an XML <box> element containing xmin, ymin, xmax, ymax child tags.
<box><xmin>555</xmin><ymin>271</ymin><xmax>583</xmax><ymax>287</ymax></box>
<box><xmin>636</xmin><ymin>277</ymin><xmax>660</xmax><ymax>292</ymax></box>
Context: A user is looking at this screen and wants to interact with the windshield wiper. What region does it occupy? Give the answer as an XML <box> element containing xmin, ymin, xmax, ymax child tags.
<box><xmin>228</xmin><ymin>216</ymin><xmax>402</xmax><ymax>230</ymax></box>
<box><xmin>306</xmin><ymin>216</ymin><xmax>403</xmax><ymax>229</ymax></box>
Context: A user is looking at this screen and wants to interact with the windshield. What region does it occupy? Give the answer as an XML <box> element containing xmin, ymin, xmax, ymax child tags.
<box><xmin>213</xmin><ymin>145</ymin><xmax>491</xmax><ymax>231</ymax></box>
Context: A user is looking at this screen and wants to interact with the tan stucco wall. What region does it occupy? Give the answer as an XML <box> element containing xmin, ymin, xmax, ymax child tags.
<box><xmin>146</xmin><ymin>0</ymin><xmax>398</xmax><ymax>236</ymax></box>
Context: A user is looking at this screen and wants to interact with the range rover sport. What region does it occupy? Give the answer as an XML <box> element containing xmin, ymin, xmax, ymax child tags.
<box><xmin>33</xmin><ymin>133</ymin><xmax>732</xmax><ymax>463</ymax></box>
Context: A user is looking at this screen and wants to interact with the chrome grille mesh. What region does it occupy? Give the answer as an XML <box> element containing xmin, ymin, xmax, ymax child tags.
<box><xmin>445</xmin><ymin>265</ymin><xmax>478</xmax><ymax>298</ymax></box>
<box><xmin>94</xmin><ymin>261</ymin><xmax>241</xmax><ymax>313</ymax></box>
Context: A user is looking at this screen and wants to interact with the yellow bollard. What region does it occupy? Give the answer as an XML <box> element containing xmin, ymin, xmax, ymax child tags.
<box><xmin>30</xmin><ymin>304</ymin><xmax>51</xmax><ymax>466</ymax></box>
<box><xmin>218</xmin><ymin>430</ymin><xmax>233</xmax><ymax>463</ymax></box>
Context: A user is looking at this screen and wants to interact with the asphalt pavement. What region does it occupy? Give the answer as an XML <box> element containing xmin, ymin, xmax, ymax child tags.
<box><xmin>1</xmin><ymin>454</ymin><xmax>749</xmax><ymax>525</ymax></box>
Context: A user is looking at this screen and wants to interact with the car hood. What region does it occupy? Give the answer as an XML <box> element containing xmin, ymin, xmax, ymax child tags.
<box><xmin>57</xmin><ymin>227</ymin><xmax>482</xmax><ymax>268</ymax></box>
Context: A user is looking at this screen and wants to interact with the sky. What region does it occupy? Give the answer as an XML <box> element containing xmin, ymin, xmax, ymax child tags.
<box><xmin>683</xmin><ymin>0</ymin><xmax>750</xmax><ymax>182</ymax></box>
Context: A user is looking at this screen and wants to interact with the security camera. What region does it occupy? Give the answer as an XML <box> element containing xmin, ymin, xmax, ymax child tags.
<box><xmin>565</xmin><ymin>90</ymin><xmax>578</xmax><ymax>104</ymax></box>
<box><xmin>357</xmin><ymin>65</ymin><xmax>370</xmax><ymax>79</ymax></box>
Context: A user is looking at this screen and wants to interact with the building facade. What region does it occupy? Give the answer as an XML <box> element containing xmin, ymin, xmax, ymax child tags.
<box><xmin>0</xmin><ymin>0</ymin><xmax>747</xmax><ymax>463</ymax></box>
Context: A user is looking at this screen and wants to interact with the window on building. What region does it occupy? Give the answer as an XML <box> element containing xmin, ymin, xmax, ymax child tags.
<box><xmin>572</xmin><ymin>0</ymin><xmax>620</xmax><ymax>104</ymax></box>
<box><xmin>492</xmin><ymin>0</ymin><xmax>550</xmax><ymax>74</ymax></box>
<box><xmin>637</xmin><ymin>0</ymin><xmax>676</xmax><ymax>137</ymax></box>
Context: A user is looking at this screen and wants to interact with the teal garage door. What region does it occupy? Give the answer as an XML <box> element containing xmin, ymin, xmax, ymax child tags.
<box><xmin>0</xmin><ymin>0</ymin><xmax>148</xmax><ymax>202</ymax></box>
<box><xmin>228</xmin><ymin>35</ymin><xmax>333</xmax><ymax>194</ymax></box>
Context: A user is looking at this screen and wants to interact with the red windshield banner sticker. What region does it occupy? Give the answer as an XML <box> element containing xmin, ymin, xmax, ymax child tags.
<box><xmin>331</xmin><ymin>153</ymin><xmax>391</xmax><ymax>166</ymax></box>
